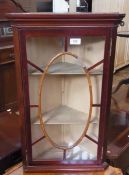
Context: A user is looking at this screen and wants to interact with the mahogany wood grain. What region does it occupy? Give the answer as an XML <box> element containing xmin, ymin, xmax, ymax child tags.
<box><xmin>0</xmin><ymin>60</ymin><xmax>17</xmax><ymax>111</ymax></box>
<box><xmin>0</xmin><ymin>0</ymin><xmax>24</xmax><ymax>111</ymax></box>
<box><xmin>7</xmin><ymin>13</ymin><xmax>125</xmax><ymax>172</ymax></box>
<box><xmin>4</xmin><ymin>163</ymin><xmax>122</xmax><ymax>175</ymax></box>
<box><xmin>0</xmin><ymin>111</ymin><xmax>21</xmax><ymax>173</ymax></box>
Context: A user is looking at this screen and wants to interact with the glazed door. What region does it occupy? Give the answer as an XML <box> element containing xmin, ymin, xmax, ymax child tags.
<box><xmin>22</xmin><ymin>29</ymin><xmax>108</xmax><ymax>165</ymax></box>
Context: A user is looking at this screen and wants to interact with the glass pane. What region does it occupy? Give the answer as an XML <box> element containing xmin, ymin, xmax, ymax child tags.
<box><xmin>32</xmin><ymin>137</ymin><xmax>63</xmax><ymax>160</ymax></box>
<box><xmin>26</xmin><ymin>35</ymin><xmax>105</xmax><ymax>162</ymax></box>
<box><xmin>66</xmin><ymin>138</ymin><xmax>97</xmax><ymax>160</ymax></box>
<box><xmin>68</xmin><ymin>36</ymin><xmax>104</xmax><ymax>71</ymax></box>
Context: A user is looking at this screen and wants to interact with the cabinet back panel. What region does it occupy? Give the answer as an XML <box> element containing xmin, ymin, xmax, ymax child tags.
<box><xmin>26</xmin><ymin>37</ymin><xmax>64</xmax><ymax>68</ymax></box>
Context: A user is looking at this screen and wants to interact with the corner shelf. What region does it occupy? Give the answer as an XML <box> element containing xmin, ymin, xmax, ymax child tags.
<box><xmin>34</xmin><ymin>105</ymin><xmax>89</xmax><ymax>125</ymax></box>
<box><xmin>0</xmin><ymin>45</ymin><xmax>14</xmax><ymax>50</ymax></box>
<box><xmin>8</xmin><ymin>12</ymin><xmax>125</xmax><ymax>172</ymax></box>
<box><xmin>29</xmin><ymin>62</ymin><xmax>103</xmax><ymax>75</ymax></box>
<box><xmin>33</xmin><ymin>136</ymin><xmax>97</xmax><ymax>161</ymax></box>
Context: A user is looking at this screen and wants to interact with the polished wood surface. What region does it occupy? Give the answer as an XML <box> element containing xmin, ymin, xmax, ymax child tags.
<box><xmin>0</xmin><ymin>0</ymin><xmax>24</xmax><ymax>111</ymax></box>
<box><xmin>0</xmin><ymin>111</ymin><xmax>21</xmax><ymax>173</ymax></box>
<box><xmin>107</xmin><ymin>82</ymin><xmax>129</xmax><ymax>172</ymax></box>
<box><xmin>7</xmin><ymin>13</ymin><xmax>125</xmax><ymax>172</ymax></box>
<box><xmin>0</xmin><ymin>47</ymin><xmax>17</xmax><ymax>111</ymax></box>
<box><xmin>4</xmin><ymin>163</ymin><xmax>123</xmax><ymax>175</ymax></box>
<box><xmin>0</xmin><ymin>111</ymin><xmax>21</xmax><ymax>156</ymax></box>
<box><xmin>0</xmin><ymin>62</ymin><xmax>17</xmax><ymax>110</ymax></box>
<box><xmin>0</xmin><ymin>1</ymin><xmax>23</xmax><ymax>172</ymax></box>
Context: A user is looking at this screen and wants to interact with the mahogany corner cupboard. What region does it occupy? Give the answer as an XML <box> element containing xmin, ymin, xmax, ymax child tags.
<box><xmin>7</xmin><ymin>13</ymin><xmax>125</xmax><ymax>172</ymax></box>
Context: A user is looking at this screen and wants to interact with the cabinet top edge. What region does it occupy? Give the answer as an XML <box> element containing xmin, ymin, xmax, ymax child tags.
<box><xmin>6</xmin><ymin>12</ymin><xmax>125</xmax><ymax>21</ymax></box>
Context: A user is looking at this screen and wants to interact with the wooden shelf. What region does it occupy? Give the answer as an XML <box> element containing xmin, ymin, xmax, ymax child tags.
<box><xmin>34</xmin><ymin>105</ymin><xmax>88</xmax><ymax>125</ymax></box>
<box><xmin>0</xmin><ymin>60</ymin><xmax>15</xmax><ymax>66</ymax></box>
<box><xmin>0</xmin><ymin>45</ymin><xmax>14</xmax><ymax>50</ymax></box>
<box><xmin>0</xmin><ymin>35</ymin><xmax>13</xmax><ymax>38</ymax></box>
<box><xmin>29</xmin><ymin>62</ymin><xmax>103</xmax><ymax>75</ymax></box>
<box><xmin>33</xmin><ymin>137</ymin><xmax>97</xmax><ymax>161</ymax></box>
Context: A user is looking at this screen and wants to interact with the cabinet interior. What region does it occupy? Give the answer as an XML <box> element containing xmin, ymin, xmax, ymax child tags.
<box><xmin>26</xmin><ymin>35</ymin><xmax>105</xmax><ymax>161</ymax></box>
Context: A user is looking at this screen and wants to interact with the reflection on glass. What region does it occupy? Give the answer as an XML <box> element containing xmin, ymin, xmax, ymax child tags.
<box><xmin>26</xmin><ymin>35</ymin><xmax>105</xmax><ymax>161</ymax></box>
<box><xmin>66</xmin><ymin>138</ymin><xmax>97</xmax><ymax>160</ymax></box>
<box><xmin>32</xmin><ymin>138</ymin><xmax>64</xmax><ymax>160</ymax></box>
